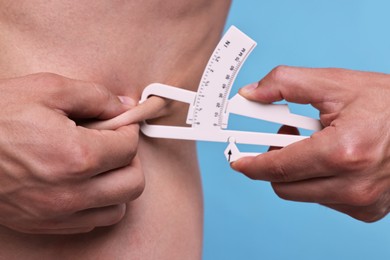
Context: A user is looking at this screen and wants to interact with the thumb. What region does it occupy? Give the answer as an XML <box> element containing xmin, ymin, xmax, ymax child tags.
<box><xmin>46</xmin><ymin>76</ymin><xmax>132</xmax><ymax>120</ymax></box>
<box><xmin>238</xmin><ymin>66</ymin><xmax>340</xmax><ymax>106</ymax></box>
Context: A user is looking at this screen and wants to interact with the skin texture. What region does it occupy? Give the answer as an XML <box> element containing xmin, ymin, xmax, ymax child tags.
<box><xmin>232</xmin><ymin>66</ymin><xmax>390</xmax><ymax>223</ymax></box>
<box><xmin>0</xmin><ymin>0</ymin><xmax>231</xmax><ymax>259</ymax></box>
<box><xmin>0</xmin><ymin>73</ymin><xmax>143</xmax><ymax>234</ymax></box>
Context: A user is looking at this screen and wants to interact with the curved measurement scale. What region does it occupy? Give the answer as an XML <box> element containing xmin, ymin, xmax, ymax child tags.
<box><xmin>186</xmin><ymin>26</ymin><xmax>257</xmax><ymax>129</ymax></box>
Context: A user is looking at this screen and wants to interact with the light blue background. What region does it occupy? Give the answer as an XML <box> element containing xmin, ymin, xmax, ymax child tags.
<box><xmin>199</xmin><ymin>1</ymin><xmax>390</xmax><ymax>259</ymax></box>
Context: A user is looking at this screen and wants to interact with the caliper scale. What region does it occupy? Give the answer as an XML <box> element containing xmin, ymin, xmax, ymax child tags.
<box><xmin>140</xmin><ymin>26</ymin><xmax>322</xmax><ymax>162</ymax></box>
<box><xmin>187</xmin><ymin>26</ymin><xmax>256</xmax><ymax>129</ymax></box>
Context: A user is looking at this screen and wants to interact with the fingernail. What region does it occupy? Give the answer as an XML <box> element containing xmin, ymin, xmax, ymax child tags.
<box><xmin>118</xmin><ymin>96</ymin><xmax>136</xmax><ymax>106</ymax></box>
<box><xmin>239</xmin><ymin>82</ymin><xmax>258</xmax><ymax>95</ymax></box>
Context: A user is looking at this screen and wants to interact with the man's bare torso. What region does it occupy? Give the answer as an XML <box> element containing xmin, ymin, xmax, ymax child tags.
<box><xmin>0</xmin><ymin>1</ymin><xmax>231</xmax><ymax>259</ymax></box>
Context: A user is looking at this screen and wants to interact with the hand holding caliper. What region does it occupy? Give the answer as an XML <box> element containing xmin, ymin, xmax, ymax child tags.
<box><xmin>232</xmin><ymin>66</ymin><xmax>390</xmax><ymax>223</ymax></box>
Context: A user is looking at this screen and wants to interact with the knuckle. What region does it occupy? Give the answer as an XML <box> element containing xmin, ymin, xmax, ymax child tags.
<box><xmin>330</xmin><ymin>141</ymin><xmax>376</xmax><ymax>172</ymax></box>
<box><xmin>269</xmin><ymin>65</ymin><xmax>293</xmax><ymax>84</ymax></box>
<box><xmin>66</xmin><ymin>140</ymin><xmax>96</xmax><ymax>175</ymax></box>
<box><xmin>55</xmin><ymin>191</ymin><xmax>80</xmax><ymax>214</ymax></box>
<box><xmin>45</xmin><ymin>191</ymin><xmax>80</xmax><ymax>217</ymax></box>
<box><xmin>30</xmin><ymin>191</ymin><xmax>77</xmax><ymax>219</ymax></box>
<box><xmin>36</xmin><ymin>136</ymin><xmax>94</xmax><ymax>181</ymax></box>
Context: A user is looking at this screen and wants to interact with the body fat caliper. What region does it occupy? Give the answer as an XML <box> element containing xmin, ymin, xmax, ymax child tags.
<box><xmin>139</xmin><ymin>26</ymin><xmax>322</xmax><ymax>162</ymax></box>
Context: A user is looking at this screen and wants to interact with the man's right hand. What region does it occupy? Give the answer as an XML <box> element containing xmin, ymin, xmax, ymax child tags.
<box><xmin>0</xmin><ymin>73</ymin><xmax>144</xmax><ymax>234</ymax></box>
